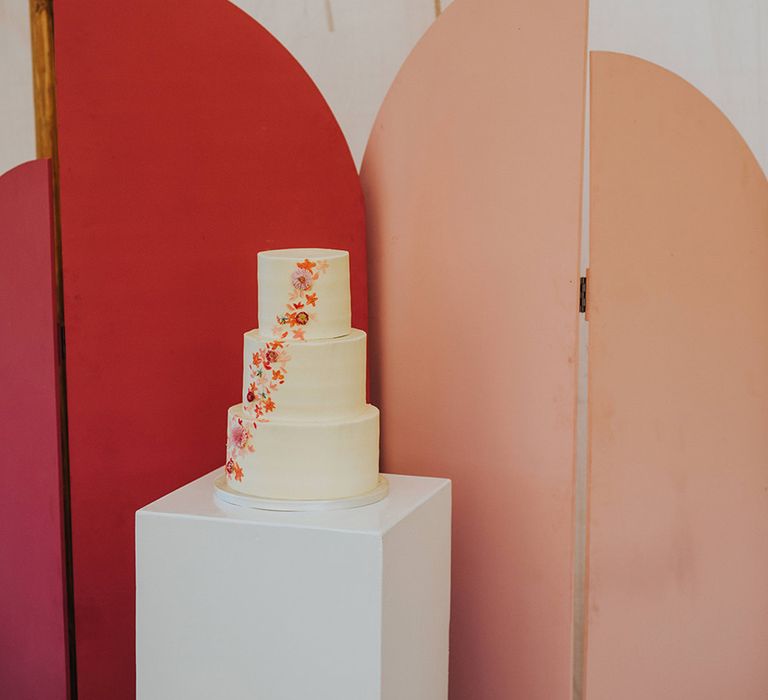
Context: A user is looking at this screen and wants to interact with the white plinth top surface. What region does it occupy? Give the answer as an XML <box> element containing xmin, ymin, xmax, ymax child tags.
<box><xmin>140</xmin><ymin>468</ymin><xmax>450</xmax><ymax>535</ymax></box>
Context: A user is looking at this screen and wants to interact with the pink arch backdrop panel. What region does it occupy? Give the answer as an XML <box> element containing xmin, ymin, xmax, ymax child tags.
<box><xmin>361</xmin><ymin>0</ymin><xmax>587</xmax><ymax>697</ymax></box>
<box><xmin>0</xmin><ymin>160</ymin><xmax>68</xmax><ymax>699</ymax></box>
<box><xmin>587</xmin><ymin>52</ymin><xmax>768</xmax><ymax>699</ymax></box>
<box><xmin>54</xmin><ymin>2</ymin><xmax>366</xmax><ymax>697</ymax></box>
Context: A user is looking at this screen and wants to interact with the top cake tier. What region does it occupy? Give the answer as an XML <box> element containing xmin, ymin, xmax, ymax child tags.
<box><xmin>257</xmin><ymin>248</ymin><xmax>352</xmax><ymax>340</ymax></box>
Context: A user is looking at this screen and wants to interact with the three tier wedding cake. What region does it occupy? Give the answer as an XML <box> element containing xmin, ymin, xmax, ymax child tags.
<box><xmin>222</xmin><ymin>248</ymin><xmax>381</xmax><ymax>502</ymax></box>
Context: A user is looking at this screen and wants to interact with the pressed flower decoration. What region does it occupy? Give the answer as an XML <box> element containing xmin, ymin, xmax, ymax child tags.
<box><xmin>290</xmin><ymin>266</ymin><xmax>313</xmax><ymax>290</ymax></box>
<box><xmin>225</xmin><ymin>458</ymin><xmax>244</xmax><ymax>482</ymax></box>
<box><xmin>273</xmin><ymin>258</ymin><xmax>329</xmax><ymax>339</ymax></box>
<box><xmin>228</xmin><ymin>257</ymin><xmax>327</xmax><ymax>481</ymax></box>
<box><xmin>226</xmin><ymin>414</ymin><xmax>255</xmax><ymax>475</ymax></box>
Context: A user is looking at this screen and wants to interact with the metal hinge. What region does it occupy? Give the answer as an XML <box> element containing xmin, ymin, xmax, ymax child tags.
<box><xmin>579</xmin><ymin>276</ymin><xmax>587</xmax><ymax>313</ymax></box>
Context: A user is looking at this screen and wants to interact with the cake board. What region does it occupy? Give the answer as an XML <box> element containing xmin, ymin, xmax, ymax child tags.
<box><xmin>214</xmin><ymin>473</ymin><xmax>389</xmax><ymax>511</ymax></box>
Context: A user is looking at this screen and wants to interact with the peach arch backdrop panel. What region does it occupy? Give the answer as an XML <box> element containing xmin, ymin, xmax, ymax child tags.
<box><xmin>361</xmin><ymin>0</ymin><xmax>587</xmax><ymax>697</ymax></box>
<box><xmin>587</xmin><ymin>51</ymin><xmax>768</xmax><ymax>700</ymax></box>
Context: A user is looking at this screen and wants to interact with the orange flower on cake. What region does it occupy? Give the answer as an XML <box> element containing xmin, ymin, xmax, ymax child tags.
<box><xmin>296</xmin><ymin>259</ymin><xmax>316</xmax><ymax>272</ymax></box>
<box><xmin>225</xmin><ymin>458</ymin><xmax>244</xmax><ymax>482</ymax></box>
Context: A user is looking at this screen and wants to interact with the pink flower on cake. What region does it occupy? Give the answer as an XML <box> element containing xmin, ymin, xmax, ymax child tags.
<box><xmin>291</xmin><ymin>267</ymin><xmax>313</xmax><ymax>291</ymax></box>
<box><xmin>229</xmin><ymin>414</ymin><xmax>256</xmax><ymax>450</ymax></box>
<box><xmin>254</xmin><ymin>374</ymin><xmax>270</xmax><ymax>392</ymax></box>
<box><xmin>229</xmin><ymin>421</ymin><xmax>250</xmax><ymax>450</ymax></box>
<box><xmin>292</xmin><ymin>329</ymin><xmax>305</xmax><ymax>340</ymax></box>
<box><xmin>315</xmin><ymin>259</ymin><xmax>329</xmax><ymax>273</ymax></box>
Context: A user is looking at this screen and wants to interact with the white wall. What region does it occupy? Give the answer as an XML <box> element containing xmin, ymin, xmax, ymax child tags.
<box><xmin>5</xmin><ymin>1</ymin><xmax>765</xmax><ymax>177</ymax></box>
<box><xmin>0</xmin><ymin>0</ymin><xmax>36</xmax><ymax>175</ymax></box>
<box><xmin>229</xmin><ymin>0</ymin><xmax>452</xmax><ymax>169</ymax></box>
<box><xmin>589</xmin><ymin>0</ymin><xmax>768</xmax><ymax>177</ymax></box>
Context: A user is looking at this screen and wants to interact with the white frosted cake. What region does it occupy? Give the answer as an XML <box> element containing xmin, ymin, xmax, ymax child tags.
<box><xmin>224</xmin><ymin>248</ymin><xmax>380</xmax><ymax>500</ymax></box>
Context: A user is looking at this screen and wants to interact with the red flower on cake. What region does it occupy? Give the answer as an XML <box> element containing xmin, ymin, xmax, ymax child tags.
<box><xmin>265</xmin><ymin>349</ymin><xmax>279</xmax><ymax>364</ymax></box>
<box><xmin>281</xmin><ymin>308</ymin><xmax>314</xmax><ymax>328</ymax></box>
<box><xmin>305</xmin><ymin>293</ymin><xmax>318</xmax><ymax>306</ymax></box>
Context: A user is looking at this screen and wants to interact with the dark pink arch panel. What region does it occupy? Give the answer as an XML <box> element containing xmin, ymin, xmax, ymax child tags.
<box><xmin>0</xmin><ymin>159</ymin><xmax>68</xmax><ymax>699</ymax></box>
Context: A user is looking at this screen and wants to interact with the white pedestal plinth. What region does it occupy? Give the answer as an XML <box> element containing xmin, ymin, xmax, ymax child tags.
<box><xmin>136</xmin><ymin>470</ymin><xmax>451</xmax><ymax>700</ymax></box>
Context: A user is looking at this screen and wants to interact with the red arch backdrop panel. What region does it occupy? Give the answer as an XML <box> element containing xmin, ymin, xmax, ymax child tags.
<box><xmin>587</xmin><ymin>52</ymin><xmax>768</xmax><ymax>699</ymax></box>
<box><xmin>0</xmin><ymin>160</ymin><xmax>68</xmax><ymax>699</ymax></box>
<box><xmin>54</xmin><ymin>2</ymin><xmax>366</xmax><ymax>697</ymax></box>
<box><xmin>361</xmin><ymin>0</ymin><xmax>587</xmax><ymax>697</ymax></box>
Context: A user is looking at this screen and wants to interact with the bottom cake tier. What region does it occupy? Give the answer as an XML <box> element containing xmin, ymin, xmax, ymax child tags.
<box><xmin>225</xmin><ymin>403</ymin><xmax>380</xmax><ymax>500</ymax></box>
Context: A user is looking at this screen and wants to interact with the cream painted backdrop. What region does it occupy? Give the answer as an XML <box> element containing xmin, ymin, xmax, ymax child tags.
<box><xmin>229</xmin><ymin>0</ymin><xmax>453</xmax><ymax>168</ymax></box>
<box><xmin>1</xmin><ymin>0</ymin><xmax>455</xmax><ymax>175</ymax></box>
<box><xmin>589</xmin><ymin>0</ymin><xmax>768</xmax><ymax>177</ymax></box>
<box><xmin>0</xmin><ymin>0</ymin><xmax>36</xmax><ymax>174</ymax></box>
<box><xmin>2</xmin><ymin>2</ymin><xmax>765</xmax><ymax>180</ymax></box>
<box><xmin>232</xmin><ymin>0</ymin><xmax>767</xmax><ymax>177</ymax></box>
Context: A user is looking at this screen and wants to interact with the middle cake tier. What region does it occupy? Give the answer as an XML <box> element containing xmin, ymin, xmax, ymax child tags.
<box><xmin>242</xmin><ymin>328</ymin><xmax>367</xmax><ymax>421</ymax></box>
